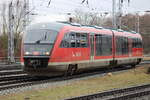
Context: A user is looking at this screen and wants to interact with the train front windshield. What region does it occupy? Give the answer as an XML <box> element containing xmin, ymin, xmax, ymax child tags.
<box><xmin>23</xmin><ymin>29</ymin><xmax>58</xmax><ymax>56</ymax></box>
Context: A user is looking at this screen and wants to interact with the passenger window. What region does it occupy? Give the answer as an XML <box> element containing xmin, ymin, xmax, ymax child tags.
<box><xmin>60</xmin><ymin>33</ymin><xmax>70</xmax><ymax>48</ymax></box>
<box><xmin>132</xmin><ymin>38</ymin><xmax>142</xmax><ymax>48</ymax></box>
<box><xmin>70</xmin><ymin>32</ymin><xmax>76</xmax><ymax>47</ymax></box>
<box><xmin>76</xmin><ymin>33</ymin><xmax>81</xmax><ymax>47</ymax></box>
<box><xmin>116</xmin><ymin>36</ymin><xmax>129</xmax><ymax>55</ymax></box>
<box><xmin>95</xmin><ymin>34</ymin><xmax>112</xmax><ymax>56</ymax></box>
<box><xmin>81</xmin><ymin>33</ymin><xmax>88</xmax><ymax>47</ymax></box>
<box><xmin>60</xmin><ymin>32</ymin><xmax>88</xmax><ymax>48</ymax></box>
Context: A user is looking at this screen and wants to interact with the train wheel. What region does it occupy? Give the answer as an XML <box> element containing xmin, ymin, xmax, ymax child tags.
<box><xmin>137</xmin><ymin>59</ymin><xmax>142</xmax><ymax>64</ymax></box>
<box><xmin>65</xmin><ymin>64</ymin><xmax>77</xmax><ymax>76</ymax></box>
<box><xmin>70</xmin><ymin>65</ymin><xmax>77</xmax><ymax>76</ymax></box>
<box><xmin>131</xmin><ymin>64</ymin><xmax>136</xmax><ymax>68</ymax></box>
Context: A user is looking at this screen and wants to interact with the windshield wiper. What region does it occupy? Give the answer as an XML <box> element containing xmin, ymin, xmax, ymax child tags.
<box><xmin>35</xmin><ymin>39</ymin><xmax>41</xmax><ymax>44</ymax></box>
<box><xmin>35</xmin><ymin>32</ymin><xmax>47</xmax><ymax>44</ymax></box>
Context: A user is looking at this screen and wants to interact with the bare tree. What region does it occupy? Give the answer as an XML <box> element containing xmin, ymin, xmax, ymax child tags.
<box><xmin>73</xmin><ymin>9</ymin><xmax>107</xmax><ymax>26</ymax></box>
<box><xmin>0</xmin><ymin>0</ymin><xmax>28</xmax><ymax>58</ymax></box>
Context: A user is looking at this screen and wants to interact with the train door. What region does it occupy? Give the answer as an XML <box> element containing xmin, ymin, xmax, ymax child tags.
<box><xmin>90</xmin><ymin>34</ymin><xmax>95</xmax><ymax>61</ymax></box>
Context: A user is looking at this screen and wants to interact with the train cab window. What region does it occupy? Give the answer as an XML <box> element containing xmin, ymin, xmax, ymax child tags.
<box><xmin>60</xmin><ymin>32</ymin><xmax>88</xmax><ymax>48</ymax></box>
<box><xmin>24</xmin><ymin>29</ymin><xmax>58</xmax><ymax>44</ymax></box>
<box><xmin>95</xmin><ymin>34</ymin><xmax>112</xmax><ymax>56</ymax></box>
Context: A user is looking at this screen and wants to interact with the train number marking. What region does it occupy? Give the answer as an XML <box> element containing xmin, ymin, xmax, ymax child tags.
<box><xmin>72</xmin><ymin>52</ymin><xmax>81</xmax><ymax>57</ymax></box>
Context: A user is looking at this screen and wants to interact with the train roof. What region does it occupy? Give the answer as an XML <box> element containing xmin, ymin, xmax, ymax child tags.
<box><xmin>26</xmin><ymin>22</ymin><xmax>142</xmax><ymax>38</ymax></box>
<box><xmin>26</xmin><ymin>22</ymin><xmax>67</xmax><ymax>32</ymax></box>
<box><xmin>57</xmin><ymin>22</ymin><xmax>141</xmax><ymax>34</ymax></box>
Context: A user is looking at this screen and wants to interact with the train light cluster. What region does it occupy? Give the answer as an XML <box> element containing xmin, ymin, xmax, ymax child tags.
<box><xmin>25</xmin><ymin>51</ymin><xmax>50</xmax><ymax>56</ymax></box>
<box><xmin>25</xmin><ymin>52</ymin><xmax>30</xmax><ymax>55</ymax></box>
<box><xmin>45</xmin><ymin>52</ymin><xmax>50</xmax><ymax>55</ymax></box>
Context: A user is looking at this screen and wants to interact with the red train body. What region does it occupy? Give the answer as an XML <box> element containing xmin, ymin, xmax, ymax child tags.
<box><xmin>21</xmin><ymin>22</ymin><xmax>143</xmax><ymax>76</ymax></box>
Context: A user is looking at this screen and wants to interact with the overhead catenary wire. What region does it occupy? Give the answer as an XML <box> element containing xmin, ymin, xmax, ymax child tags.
<box><xmin>29</xmin><ymin>0</ymin><xmax>111</xmax><ymax>16</ymax></box>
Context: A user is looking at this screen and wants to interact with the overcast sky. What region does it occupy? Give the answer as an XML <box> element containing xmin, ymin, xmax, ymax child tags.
<box><xmin>1</xmin><ymin>0</ymin><xmax>150</xmax><ymax>15</ymax></box>
<box><xmin>1</xmin><ymin>0</ymin><xmax>150</xmax><ymax>23</ymax></box>
<box><xmin>30</xmin><ymin>0</ymin><xmax>150</xmax><ymax>15</ymax></box>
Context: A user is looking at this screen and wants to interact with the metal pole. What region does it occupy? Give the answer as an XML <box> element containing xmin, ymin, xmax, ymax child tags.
<box><xmin>118</xmin><ymin>0</ymin><xmax>122</xmax><ymax>29</ymax></box>
<box><xmin>137</xmin><ymin>13</ymin><xmax>140</xmax><ymax>33</ymax></box>
<box><xmin>112</xmin><ymin>0</ymin><xmax>117</xmax><ymax>28</ymax></box>
<box><xmin>24</xmin><ymin>0</ymin><xmax>29</xmax><ymax>27</ymax></box>
<box><xmin>8</xmin><ymin>2</ymin><xmax>15</xmax><ymax>63</ymax></box>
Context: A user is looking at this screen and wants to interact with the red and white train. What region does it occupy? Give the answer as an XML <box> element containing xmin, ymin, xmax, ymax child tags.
<box><xmin>21</xmin><ymin>22</ymin><xmax>143</xmax><ymax>76</ymax></box>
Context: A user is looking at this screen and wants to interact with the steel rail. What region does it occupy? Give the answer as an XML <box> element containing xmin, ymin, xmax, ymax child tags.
<box><xmin>64</xmin><ymin>84</ymin><xmax>150</xmax><ymax>100</ymax></box>
<box><xmin>0</xmin><ymin>61</ymin><xmax>149</xmax><ymax>94</ymax></box>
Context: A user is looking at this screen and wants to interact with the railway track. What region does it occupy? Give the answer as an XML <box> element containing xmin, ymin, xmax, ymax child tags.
<box><xmin>0</xmin><ymin>69</ymin><xmax>24</xmax><ymax>75</ymax></box>
<box><xmin>0</xmin><ymin>65</ymin><xmax>144</xmax><ymax>92</ymax></box>
<box><xmin>0</xmin><ymin>64</ymin><xmax>21</xmax><ymax>71</ymax></box>
<box><xmin>0</xmin><ymin>61</ymin><xmax>149</xmax><ymax>94</ymax></box>
<box><xmin>65</xmin><ymin>84</ymin><xmax>150</xmax><ymax>100</ymax></box>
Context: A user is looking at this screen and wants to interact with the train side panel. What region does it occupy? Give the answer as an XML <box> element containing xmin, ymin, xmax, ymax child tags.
<box><xmin>113</xmin><ymin>31</ymin><xmax>143</xmax><ymax>65</ymax></box>
<box><xmin>49</xmin><ymin>26</ymin><xmax>91</xmax><ymax>71</ymax></box>
<box><xmin>21</xmin><ymin>22</ymin><xmax>143</xmax><ymax>76</ymax></box>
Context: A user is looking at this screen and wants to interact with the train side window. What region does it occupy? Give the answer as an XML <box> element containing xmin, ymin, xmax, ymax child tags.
<box><xmin>70</xmin><ymin>32</ymin><xmax>76</xmax><ymax>47</ymax></box>
<box><xmin>135</xmin><ymin>38</ymin><xmax>138</xmax><ymax>48</ymax></box>
<box><xmin>95</xmin><ymin>34</ymin><xmax>102</xmax><ymax>56</ymax></box>
<box><xmin>132</xmin><ymin>38</ymin><xmax>134</xmax><ymax>48</ymax></box>
<box><xmin>116</xmin><ymin>36</ymin><xmax>121</xmax><ymax>55</ymax></box>
<box><xmin>136</xmin><ymin>38</ymin><xmax>139</xmax><ymax>48</ymax></box>
<box><xmin>134</xmin><ymin>39</ymin><xmax>136</xmax><ymax>48</ymax></box>
<box><xmin>107</xmin><ymin>36</ymin><xmax>112</xmax><ymax>54</ymax></box>
<box><xmin>76</xmin><ymin>33</ymin><xmax>81</xmax><ymax>47</ymax></box>
<box><xmin>122</xmin><ymin>37</ymin><xmax>129</xmax><ymax>54</ymax></box>
<box><xmin>116</xmin><ymin>36</ymin><xmax>129</xmax><ymax>55</ymax></box>
<box><xmin>132</xmin><ymin>38</ymin><xmax>142</xmax><ymax>48</ymax></box>
<box><xmin>60</xmin><ymin>33</ymin><xmax>70</xmax><ymax>48</ymax></box>
<box><xmin>60</xmin><ymin>32</ymin><xmax>88</xmax><ymax>48</ymax></box>
<box><xmin>101</xmin><ymin>35</ymin><xmax>107</xmax><ymax>55</ymax></box>
<box><xmin>102</xmin><ymin>35</ymin><xmax>112</xmax><ymax>56</ymax></box>
<box><xmin>133</xmin><ymin>38</ymin><xmax>136</xmax><ymax>48</ymax></box>
<box><xmin>137</xmin><ymin>38</ymin><xmax>142</xmax><ymax>48</ymax></box>
<box><xmin>95</xmin><ymin>34</ymin><xmax>112</xmax><ymax>56</ymax></box>
<box><xmin>139</xmin><ymin>39</ymin><xmax>142</xmax><ymax>48</ymax></box>
<box><xmin>80</xmin><ymin>33</ymin><xmax>88</xmax><ymax>47</ymax></box>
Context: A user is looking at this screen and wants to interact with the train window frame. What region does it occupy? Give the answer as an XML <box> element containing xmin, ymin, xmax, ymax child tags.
<box><xmin>70</xmin><ymin>32</ymin><xmax>76</xmax><ymax>47</ymax></box>
<box><xmin>60</xmin><ymin>33</ymin><xmax>70</xmax><ymax>48</ymax></box>
<box><xmin>80</xmin><ymin>33</ymin><xmax>88</xmax><ymax>47</ymax></box>
<box><xmin>132</xmin><ymin>38</ymin><xmax>142</xmax><ymax>48</ymax></box>
<box><xmin>60</xmin><ymin>31</ymin><xmax>89</xmax><ymax>48</ymax></box>
<box><xmin>116</xmin><ymin>36</ymin><xmax>129</xmax><ymax>55</ymax></box>
<box><xmin>95</xmin><ymin>34</ymin><xmax>112</xmax><ymax>56</ymax></box>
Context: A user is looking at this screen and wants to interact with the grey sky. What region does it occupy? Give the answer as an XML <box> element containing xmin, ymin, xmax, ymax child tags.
<box><xmin>30</xmin><ymin>0</ymin><xmax>150</xmax><ymax>15</ymax></box>
<box><xmin>1</xmin><ymin>0</ymin><xmax>150</xmax><ymax>23</ymax></box>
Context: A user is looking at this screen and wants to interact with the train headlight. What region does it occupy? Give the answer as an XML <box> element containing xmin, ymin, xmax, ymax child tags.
<box><xmin>45</xmin><ymin>52</ymin><xmax>50</xmax><ymax>55</ymax></box>
<box><xmin>25</xmin><ymin>52</ymin><xmax>30</xmax><ymax>55</ymax></box>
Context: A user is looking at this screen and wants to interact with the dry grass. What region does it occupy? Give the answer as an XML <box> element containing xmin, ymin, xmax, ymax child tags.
<box><xmin>1</xmin><ymin>65</ymin><xmax>150</xmax><ymax>100</ymax></box>
<box><xmin>143</xmin><ymin>56</ymin><xmax>150</xmax><ymax>61</ymax></box>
